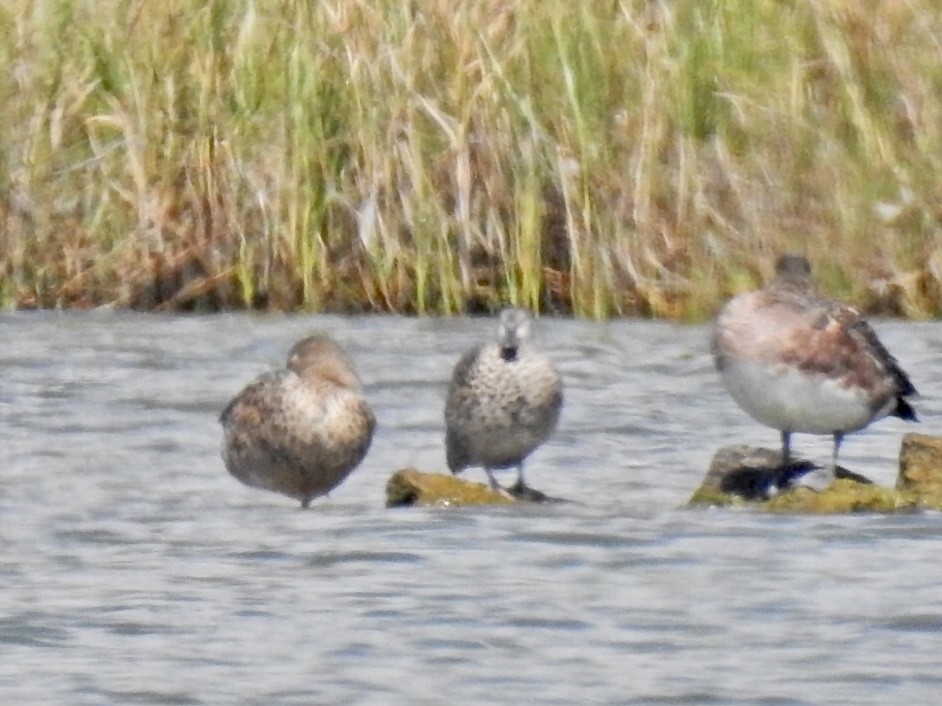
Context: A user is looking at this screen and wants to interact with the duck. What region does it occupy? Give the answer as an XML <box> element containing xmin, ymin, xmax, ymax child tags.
<box><xmin>220</xmin><ymin>334</ymin><xmax>375</xmax><ymax>507</ymax></box>
<box><xmin>711</xmin><ymin>253</ymin><xmax>917</xmax><ymax>487</ymax></box>
<box><xmin>445</xmin><ymin>308</ymin><xmax>563</xmax><ymax>492</ymax></box>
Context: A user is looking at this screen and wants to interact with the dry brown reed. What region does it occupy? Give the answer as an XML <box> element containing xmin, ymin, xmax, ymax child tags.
<box><xmin>1</xmin><ymin>0</ymin><xmax>941</xmax><ymax>318</ymax></box>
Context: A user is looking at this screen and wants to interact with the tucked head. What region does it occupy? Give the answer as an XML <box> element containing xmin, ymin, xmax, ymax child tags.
<box><xmin>771</xmin><ymin>254</ymin><xmax>813</xmax><ymax>293</ymax></box>
<box><xmin>496</xmin><ymin>308</ymin><xmax>534</xmax><ymax>361</ymax></box>
<box><xmin>286</xmin><ymin>334</ymin><xmax>362</xmax><ymax>389</ymax></box>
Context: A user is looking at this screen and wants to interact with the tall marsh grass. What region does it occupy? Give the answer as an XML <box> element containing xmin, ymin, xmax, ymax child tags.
<box><xmin>1</xmin><ymin>0</ymin><xmax>941</xmax><ymax>318</ymax></box>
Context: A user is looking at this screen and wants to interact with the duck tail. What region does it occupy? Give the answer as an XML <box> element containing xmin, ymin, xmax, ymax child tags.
<box><xmin>894</xmin><ymin>396</ymin><xmax>918</xmax><ymax>422</ymax></box>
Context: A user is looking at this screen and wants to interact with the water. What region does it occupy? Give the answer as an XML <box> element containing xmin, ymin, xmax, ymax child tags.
<box><xmin>2</xmin><ymin>312</ymin><xmax>942</xmax><ymax>705</ymax></box>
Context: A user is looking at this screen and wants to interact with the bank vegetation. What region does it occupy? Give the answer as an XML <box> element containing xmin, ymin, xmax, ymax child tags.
<box><xmin>2</xmin><ymin>0</ymin><xmax>941</xmax><ymax>318</ymax></box>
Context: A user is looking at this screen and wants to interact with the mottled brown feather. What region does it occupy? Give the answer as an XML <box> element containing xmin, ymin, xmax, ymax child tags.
<box><xmin>220</xmin><ymin>336</ymin><xmax>375</xmax><ymax>507</ymax></box>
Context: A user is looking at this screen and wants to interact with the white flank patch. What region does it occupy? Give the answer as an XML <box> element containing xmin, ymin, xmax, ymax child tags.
<box><xmin>719</xmin><ymin>358</ymin><xmax>893</xmax><ymax>434</ymax></box>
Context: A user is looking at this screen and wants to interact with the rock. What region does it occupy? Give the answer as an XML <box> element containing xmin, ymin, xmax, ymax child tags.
<box><xmin>385</xmin><ymin>468</ymin><xmax>567</xmax><ymax>508</ymax></box>
<box><xmin>762</xmin><ymin>480</ymin><xmax>918</xmax><ymax>514</ymax></box>
<box><xmin>689</xmin><ymin>444</ymin><xmax>940</xmax><ymax>513</ymax></box>
<box><xmin>898</xmin><ymin>433</ymin><xmax>942</xmax><ymax>495</ymax></box>
<box><xmin>690</xmin><ymin>445</ymin><xmax>873</xmax><ymax>505</ymax></box>
<box><xmin>388</xmin><ymin>433</ymin><xmax>942</xmax><ymax>512</ymax></box>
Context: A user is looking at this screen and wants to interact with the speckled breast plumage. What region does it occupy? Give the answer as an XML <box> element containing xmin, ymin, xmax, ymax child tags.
<box><xmin>445</xmin><ymin>343</ymin><xmax>563</xmax><ymax>472</ymax></box>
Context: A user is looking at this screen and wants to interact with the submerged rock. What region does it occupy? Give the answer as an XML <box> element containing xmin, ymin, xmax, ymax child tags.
<box><xmin>385</xmin><ymin>468</ymin><xmax>565</xmax><ymax>508</ymax></box>
<box><xmin>690</xmin><ymin>442</ymin><xmax>942</xmax><ymax>513</ymax></box>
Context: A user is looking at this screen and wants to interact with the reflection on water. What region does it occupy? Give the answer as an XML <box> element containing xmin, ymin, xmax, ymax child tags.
<box><xmin>2</xmin><ymin>312</ymin><xmax>942</xmax><ymax>705</ymax></box>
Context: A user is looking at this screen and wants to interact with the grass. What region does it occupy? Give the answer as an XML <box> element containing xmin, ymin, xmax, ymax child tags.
<box><xmin>1</xmin><ymin>0</ymin><xmax>941</xmax><ymax>318</ymax></box>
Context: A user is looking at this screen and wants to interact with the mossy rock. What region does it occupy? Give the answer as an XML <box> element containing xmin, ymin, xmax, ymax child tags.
<box><xmin>898</xmin><ymin>433</ymin><xmax>942</xmax><ymax>496</ymax></box>
<box><xmin>762</xmin><ymin>479</ymin><xmax>924</xmax><ymax>514</ymax></box>
<box><xmin>386</xmin><ymin>468</ymin><xmax>514</xmax><ymax>508</ymax></box>
<box><xmin>690</xmin><ymin>443</ymin><xmax>942</xmax><ymax>514</ymax></box>
<box><xmin>386</xmin><ymin>468</ymin><xmax>567</xmax><ymax>508</ymax></box>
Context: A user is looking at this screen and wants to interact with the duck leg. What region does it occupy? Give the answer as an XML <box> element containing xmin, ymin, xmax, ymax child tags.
<box><xmin>511</xmin><ymin>463</ymin><xmax>529</xmax><ymax>493</ymax></box>
<box><xmin>484</xmin><ymin>467</ymin><xmax>502</xmax><ymax>491</ymax></box>
<box><xmin>780</xmin><ymin>430</ymin><xmax>792</xmax><ymax>466</ymax></box>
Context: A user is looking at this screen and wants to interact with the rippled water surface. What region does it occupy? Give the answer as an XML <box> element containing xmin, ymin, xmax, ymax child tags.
<box><xmin>3</xmin><ymin>312</ymin><xmax>942</xmax><ymax>705</ymax></box>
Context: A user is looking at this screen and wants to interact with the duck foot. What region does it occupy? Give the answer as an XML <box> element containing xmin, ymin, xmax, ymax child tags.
<box><xmin>779</xmin><ymin>463</ymin><xmax>873</xmax><ymax>493</ymax></box>
<box><xmin>505</xmin><ymin>480</ymin><xmax>568</xmax><ymax>504</ymax></box>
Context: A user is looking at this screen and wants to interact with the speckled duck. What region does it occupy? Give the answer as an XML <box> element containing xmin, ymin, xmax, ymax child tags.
<box><xmin>445</xmin><ymin>308</ymin><xmax>563</xmax><ymax>492</ymax></box>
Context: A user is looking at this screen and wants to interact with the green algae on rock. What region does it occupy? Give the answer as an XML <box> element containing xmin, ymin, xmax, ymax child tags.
<box><xmin>761</xmin><ymin>480</ymin><xmax>923</xmax><ymax>514</ymax></box>
<box><xmin>385</xmin><ymin>469</ymin><xmax>516</xmax><ymax>508</ymax></box>
<box><xmin>385</xmin><ymin>468</ymin><xmax>567</xmax><ymax>508</ymax></box>
<box><xmin>690</xmin><ymin>443</ymin><xmax>942</xmax><ymax>514</ymax></box>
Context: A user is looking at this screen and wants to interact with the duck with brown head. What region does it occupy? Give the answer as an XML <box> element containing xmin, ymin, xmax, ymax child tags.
<box><xmin>712</xmin><ymin>254</ymin><xmax>917</xmax><ymax>488</ymax></box>
<box><xmin>220</xmin><ymin>335</ymin><xmax>376</xmax><ymax>508</ymax></box>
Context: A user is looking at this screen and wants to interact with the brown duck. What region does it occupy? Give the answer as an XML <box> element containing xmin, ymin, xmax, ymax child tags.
<box><xmin>712</xmin><ymin>254</ymin><xmax>916</xmax><ymax>487</ymax></box>
<box><xmin>220</xmin><ymin>335</ymin><xmax>375</xmax><ymax>507</ymax></box>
